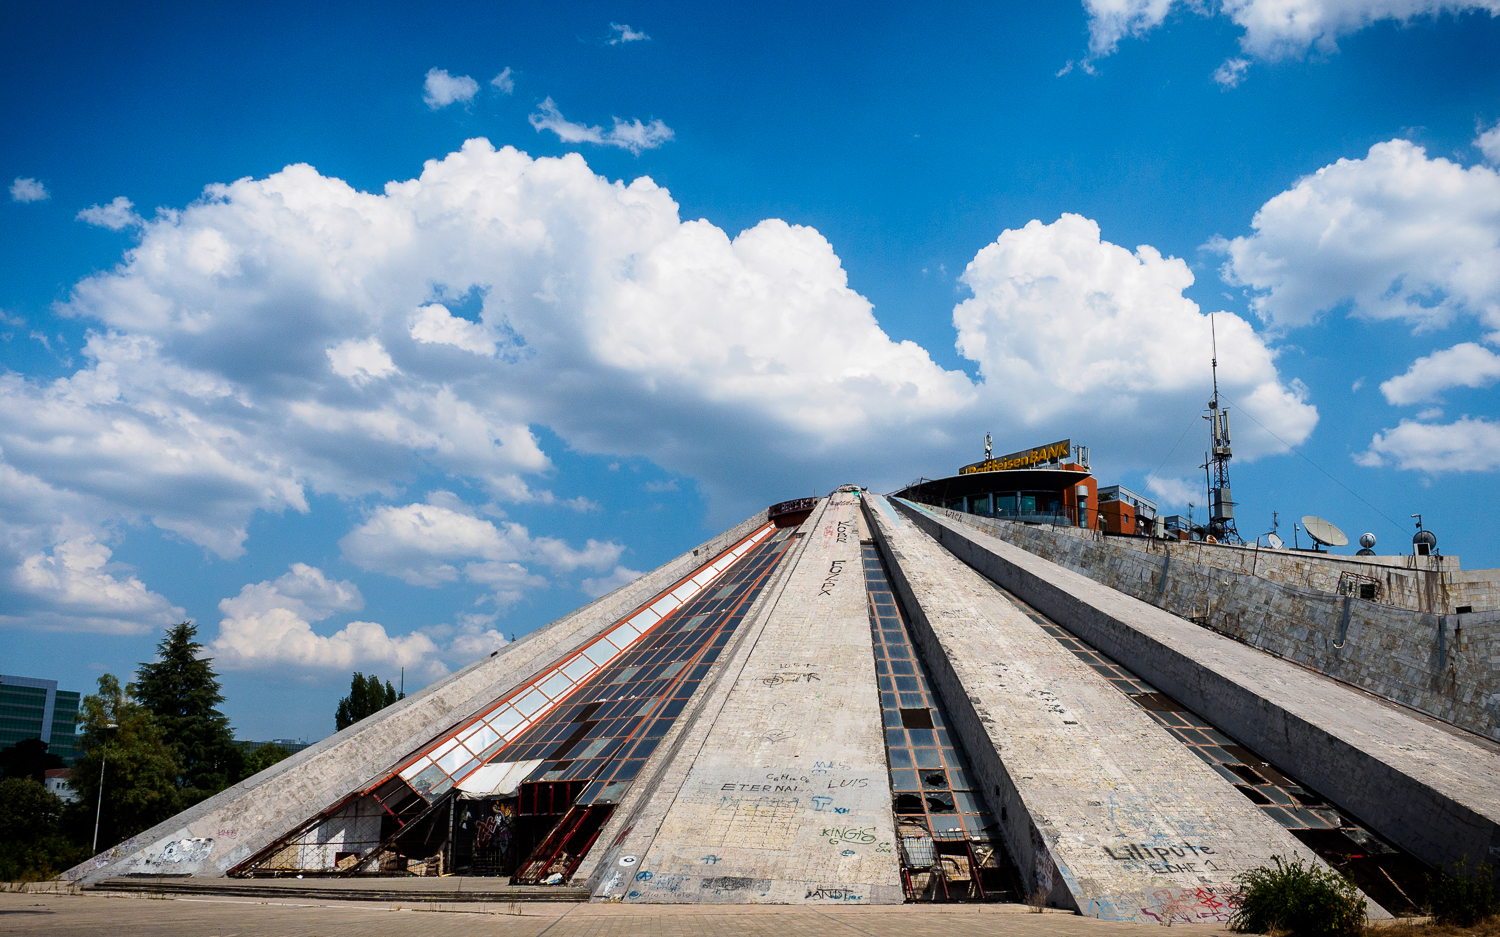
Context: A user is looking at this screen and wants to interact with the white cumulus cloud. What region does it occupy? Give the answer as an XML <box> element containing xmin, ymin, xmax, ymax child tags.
<box><xmin>409</xmin><ymin>303</ymin><xmax>497</xmax><ymax>355</ymax></box>
<box><xmin>327</xmin><ymin>337</ymin><xmax>399</xmax><ymax>385</ymax></box>
<box><xmin>1357</xmin><ymin>416</ymin><xmax>1500</xmax><ymax>472</ymax></box>
<box><xmin>491</xmin><ymin>67</ymin><xmax>515</xmax><ymax>95</ymax></box>
<box><xmin>7</xmin><ymin>139</ymin><xmax>969</xmax><ymax>584</ymax></box>
<box><xmin>528</xmin><ymin>98</ymin><xmax>674</xmax><ymax>154</ymax></box>
<box><xmin>2</xmin><ymin>535</ymin><xmax>183</xmax><ymax>634</ymax></box>
<box><xmin>1145</xmin><ymin>474</ymin><xmax>1200</xmax><ymax>507</ymax></box>
<box><xmin>1081</xmin><ymin>0</ymin><xmax>1179</xmax><ymax>58</ymax></box>
<box><xmin>1081</xmin><ymin>0</ymin><xmax>1500</xmax><ymax>63</ymax></box>
<box><xmin>1380</xmin><ymin>342</ymin><xmax>1500</xmax><ymax>404</ymax></box>
<box><xmin>10</xmin><ymin>177</ymin><xmax>49</xmax><ymax>202</ymax></box>
<box><xmin>77</xmin><ymin>196</ymin><xmax>142</xmax><ymax>230</ymax></box>
<box><xmin>339</xmin><ymin>498</ymin><xmax>622</xmax><ymax>603</ymax></box>
<box><xmin>423</xmin><ymin>68</ymin><xmax>479</xmax><ymax>109</ymax></box>
<box><xmin>1214</xmin><ymin>58</ymin><xmax>1251</xmax><ymax>87</ymax></box>
<box><xmin>1214</xmin><ymin>140</ymin><xmax>1500</xmax><ymax>333</ymax></box>
<box><xmin>581</xmin><ymin>565</ymin><xmax>644</xmax><ymax>598</ymax></box>
<box><xmin>211</xmin><ymin>563</ymin><xmax>444</xmax><ymax>674</ymax></box>
<box><xmin>954</xmin><ymin>214</ymin><xmax>1318</xmax><ymax>462</ymax></box>
<box><xmin>440</xmin><ymin>612</ymin><xmax>511</xmax><ymax>659</ymax></box>
<box><xmin>1479</xmin><ymin>123</ymin><xmax>1500</xmax><ymax>166</ymax></box>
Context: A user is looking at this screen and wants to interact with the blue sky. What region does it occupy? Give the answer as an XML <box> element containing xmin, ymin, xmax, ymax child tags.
<box><xmin>4</xmin><ymin>1</ymin><xmax>1499</xmax><ymax>741</ymax></box>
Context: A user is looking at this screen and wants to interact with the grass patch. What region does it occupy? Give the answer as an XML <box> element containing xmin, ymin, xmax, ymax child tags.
<box><xmin>1367</xmin><ymin>918</ymin><xmax>1500</xmax><ymax>937</ymax></box>
<box><xmin>1427</xmin><ymin>859</ymin><xmax>1498</xmax><ymax>928</ymax></box>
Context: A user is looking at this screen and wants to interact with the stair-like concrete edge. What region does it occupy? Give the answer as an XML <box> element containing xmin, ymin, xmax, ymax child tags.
<box><xmin>891</xmin><ymin>498</ymin><xmax>1500</xmax><ymax>880</ymax></box>
<box><xmin>87</xmin><ymin>877</ymin><xmax>587</xmax><ymax>902</ymax></box>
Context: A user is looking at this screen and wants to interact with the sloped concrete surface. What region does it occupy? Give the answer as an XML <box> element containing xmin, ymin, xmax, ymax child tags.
<box><xmin>865</xmin><ymin>494</ymin><xmax>1337</xmax><ymax>924</ymax></box>
<box><xmin>61</xmin><ymin>511</ymin><xmax>772</xmax><ymax>886</ymax></box>
<box><xmin>598</xmin><ymin>492</ymin><xmax>903</xmax><ymax>904</ymax></box>
<box><xmin>892</xmin><ymin>497</ymin><xmax>1500</xmax><ymax>881</ymax></box>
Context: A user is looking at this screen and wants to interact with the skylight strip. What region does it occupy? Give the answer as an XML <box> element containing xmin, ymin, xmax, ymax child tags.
<box><xmin>394</xmin><ymin>521</ymin><xmax>778</xmax><ymax>796</ymax></box>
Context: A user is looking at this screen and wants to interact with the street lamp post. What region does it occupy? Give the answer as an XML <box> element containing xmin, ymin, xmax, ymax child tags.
<box><xmin>92</xmin><ymin>723</ymin><xmax>118</xmax><ymax>854</ymax></box>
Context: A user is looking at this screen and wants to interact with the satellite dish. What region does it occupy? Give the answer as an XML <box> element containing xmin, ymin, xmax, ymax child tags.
<box><xmin>1267</xmin><ymin>533</ymin><xmax>1284</xmax><ymax>550</ymax></box>
<box><xmin>1359</xmin><ymin>533</ymin><xmax>1376</xmax><ymax>549</ymax></box>
<box><xmin>1301</xmin><ymin>516</ymin><xmax>1348</xmax><ymax>548</ymax></box>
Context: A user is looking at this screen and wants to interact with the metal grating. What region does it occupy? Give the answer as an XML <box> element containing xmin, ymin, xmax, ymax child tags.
<box><xmin>862</xmin><ymin>541</ymin><xmax>1021</xmax><ymax>902</ymax></box>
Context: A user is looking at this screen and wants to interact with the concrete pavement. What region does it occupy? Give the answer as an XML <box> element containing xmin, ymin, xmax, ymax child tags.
<box><xmin>0</xmin><ymin>891</ymin><xmax>1237</xmax><ymax>937</ymax></box>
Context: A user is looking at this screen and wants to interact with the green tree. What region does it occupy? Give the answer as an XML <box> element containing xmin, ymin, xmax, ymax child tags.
<box><xmin>334</xmin><ymin>672</ymin><xmax>401</xmax><ymax>730</ymax></box>
<box><xmin>241</xmin><ymin>743</ymin><xmax>292</xmax><ymax>779</ymax></box>
<box><xmin>69</xmin><ymin>674</ymin><xmax>183</xmax><ymax>852</ymax></box>
<box><xmin>0</xmin><ymin>777</ymin><xmax>89</xmax><ymax>882</ymax></box>
<box><xmin>134</xmin><ymin>621</ymin><xmax>243</xmax><ymax>795</ymax></box>
<box><xmin>0</xmin><ymin>737</ymin><xmax>64</xmax><ymax>782</ymax></box>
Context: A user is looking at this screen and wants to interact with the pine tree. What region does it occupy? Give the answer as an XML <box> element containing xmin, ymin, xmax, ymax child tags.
<box><xmin>133</xmin><ymin>622</ymin><xmax>243</xmax><ymax>796</ymax></box>
<box><xmin>334</xmin><ymin>672</ymin><xmax>401</xmax><ymax>730</ymax></box>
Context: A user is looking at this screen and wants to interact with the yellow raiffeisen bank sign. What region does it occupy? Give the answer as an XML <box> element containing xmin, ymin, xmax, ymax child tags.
<box><xmin>958</xmin><ymin>439</ymin><xmax>1072</xmax><ymax>475</ymax></box>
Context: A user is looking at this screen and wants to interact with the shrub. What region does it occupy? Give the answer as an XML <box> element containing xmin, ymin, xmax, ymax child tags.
<box><xmin>1428</xmin><ymin>856</ymin><xmax>1498</xmax><ymax>927</ymax></box>
<box><xmin>1230</xmin><ymin>856</ymin><xmax>1366</xmax><ymax>937</ymax></box>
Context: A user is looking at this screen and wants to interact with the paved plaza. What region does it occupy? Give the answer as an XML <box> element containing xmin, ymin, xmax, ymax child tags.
<box><xmin>0</xmin><ymin>891</ymin><xmax>1237</xmax><ymax>937</ymax></box>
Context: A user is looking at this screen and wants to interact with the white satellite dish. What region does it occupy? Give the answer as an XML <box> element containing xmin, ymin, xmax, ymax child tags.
<box><xmin>1267</xmin><ymin>533</ymin><xmax>1284</xmax><ymax>549</ymax></box>
<box><xmin>1301</xmin><ymin>515</ymin><xmax>1348</xmax><ymax>548</ymax></box>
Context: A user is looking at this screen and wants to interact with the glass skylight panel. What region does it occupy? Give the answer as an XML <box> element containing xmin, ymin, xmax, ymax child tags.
<box><xmin>385</xmin><ymin>523</ymin><xmax>781</xmax><ymax>799</ymax></box>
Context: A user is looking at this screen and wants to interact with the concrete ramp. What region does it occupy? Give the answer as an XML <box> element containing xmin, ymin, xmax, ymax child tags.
<box><xmin>596</xmin><ymin>491</ymin><xmax>903</xmax><ymax>904</ymax></box>
<box><xmin>864</xmin><ymin>493</ymin><xmax>1337</xmax><ymax>923</ymax></box>
<box><xmin>890</xmin><ymin>496</ymin><xmax>1500</xmax><ymax>883</ymax></box>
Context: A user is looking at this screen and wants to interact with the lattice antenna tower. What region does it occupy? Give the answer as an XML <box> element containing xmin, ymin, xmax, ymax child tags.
<box><xmin>1202</xmin><ymin>314</ymin><xmax>1241</xmax><ymax>543</ymax></box>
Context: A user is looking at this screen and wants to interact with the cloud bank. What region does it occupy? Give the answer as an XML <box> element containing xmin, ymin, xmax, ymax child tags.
<box><xmin>211</xmin><ymin>563</ymin><xmax>444</xmax><ymax>674</ymax></box>
<box><xmin>1210</xmin><ymin>136</ymin><xmax>1500</xmax><ymax>472</ymax></box>
<box><xmin>1081</xmin><ymin>0</ymin><xmax>1500</xmax><ymax>76</ymax></box>
<box><xmin>1</xmin><ymin>139</ymin><xmax>1315</xmax><ymax>655</ymax></box>
<box><xmin>956</xmin><ymin>214</ymin><xmax>1316</xmax><ymax>463</ymax></box>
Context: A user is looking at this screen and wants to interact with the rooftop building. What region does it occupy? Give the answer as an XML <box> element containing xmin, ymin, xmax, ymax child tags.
<box><xmin>0</xmin><ymin>674</ymin><xmax>80</xmax><ymax>765</ymax></box>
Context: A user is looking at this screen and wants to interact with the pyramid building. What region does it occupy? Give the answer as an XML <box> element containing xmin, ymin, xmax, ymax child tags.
<box><xmin>65</xmin><ymin>484</ymin><xmax>1500</xmax><ymax>923</ymax></box>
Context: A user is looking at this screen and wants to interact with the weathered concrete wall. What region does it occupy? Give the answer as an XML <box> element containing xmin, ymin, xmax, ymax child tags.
<box><xmin>895</xmin><ymin>499</ymin><xmax>1500</xmax><ymax>879</ymax></box>
<box><xmin>920</xmin><ymin>507</ymin><xmax>1500</xmax><ymax>742</ymax></box>
<box><xmin>931</xmin><ymin>505</ymin><xmax>1496</xmax><ymax>613</ymax></box>
<box><xmin>62</xmin><ymin>510</ymin><xmax>772</xmax><ymax>886</ymax></box>
<box><xmin>593</xmin><ymin>492</ymin><xmax>903</xmax><ymax>904</ymax></box>
<box><xmin>865</xmin><ymin>494</ymin><xmax>1339</xmax><ymax>924</ymax></box>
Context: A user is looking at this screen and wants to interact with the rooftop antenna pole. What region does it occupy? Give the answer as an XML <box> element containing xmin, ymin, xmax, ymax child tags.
<box><xmin>1211</xmin><ymin>313</ymin><xmax>1220</xmax><ymax>402</ymax></box>
<box><xmin>1201</xmin><ymin>314</ymin><xmax>1241</xmax><ymax>544</ymax></box>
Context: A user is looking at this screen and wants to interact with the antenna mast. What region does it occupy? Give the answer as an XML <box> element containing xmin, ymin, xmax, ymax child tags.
<box><xmin>1202</xmin><ymin>314</ymin><xmax>1241</xmax><ymax>544</ymax></box>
